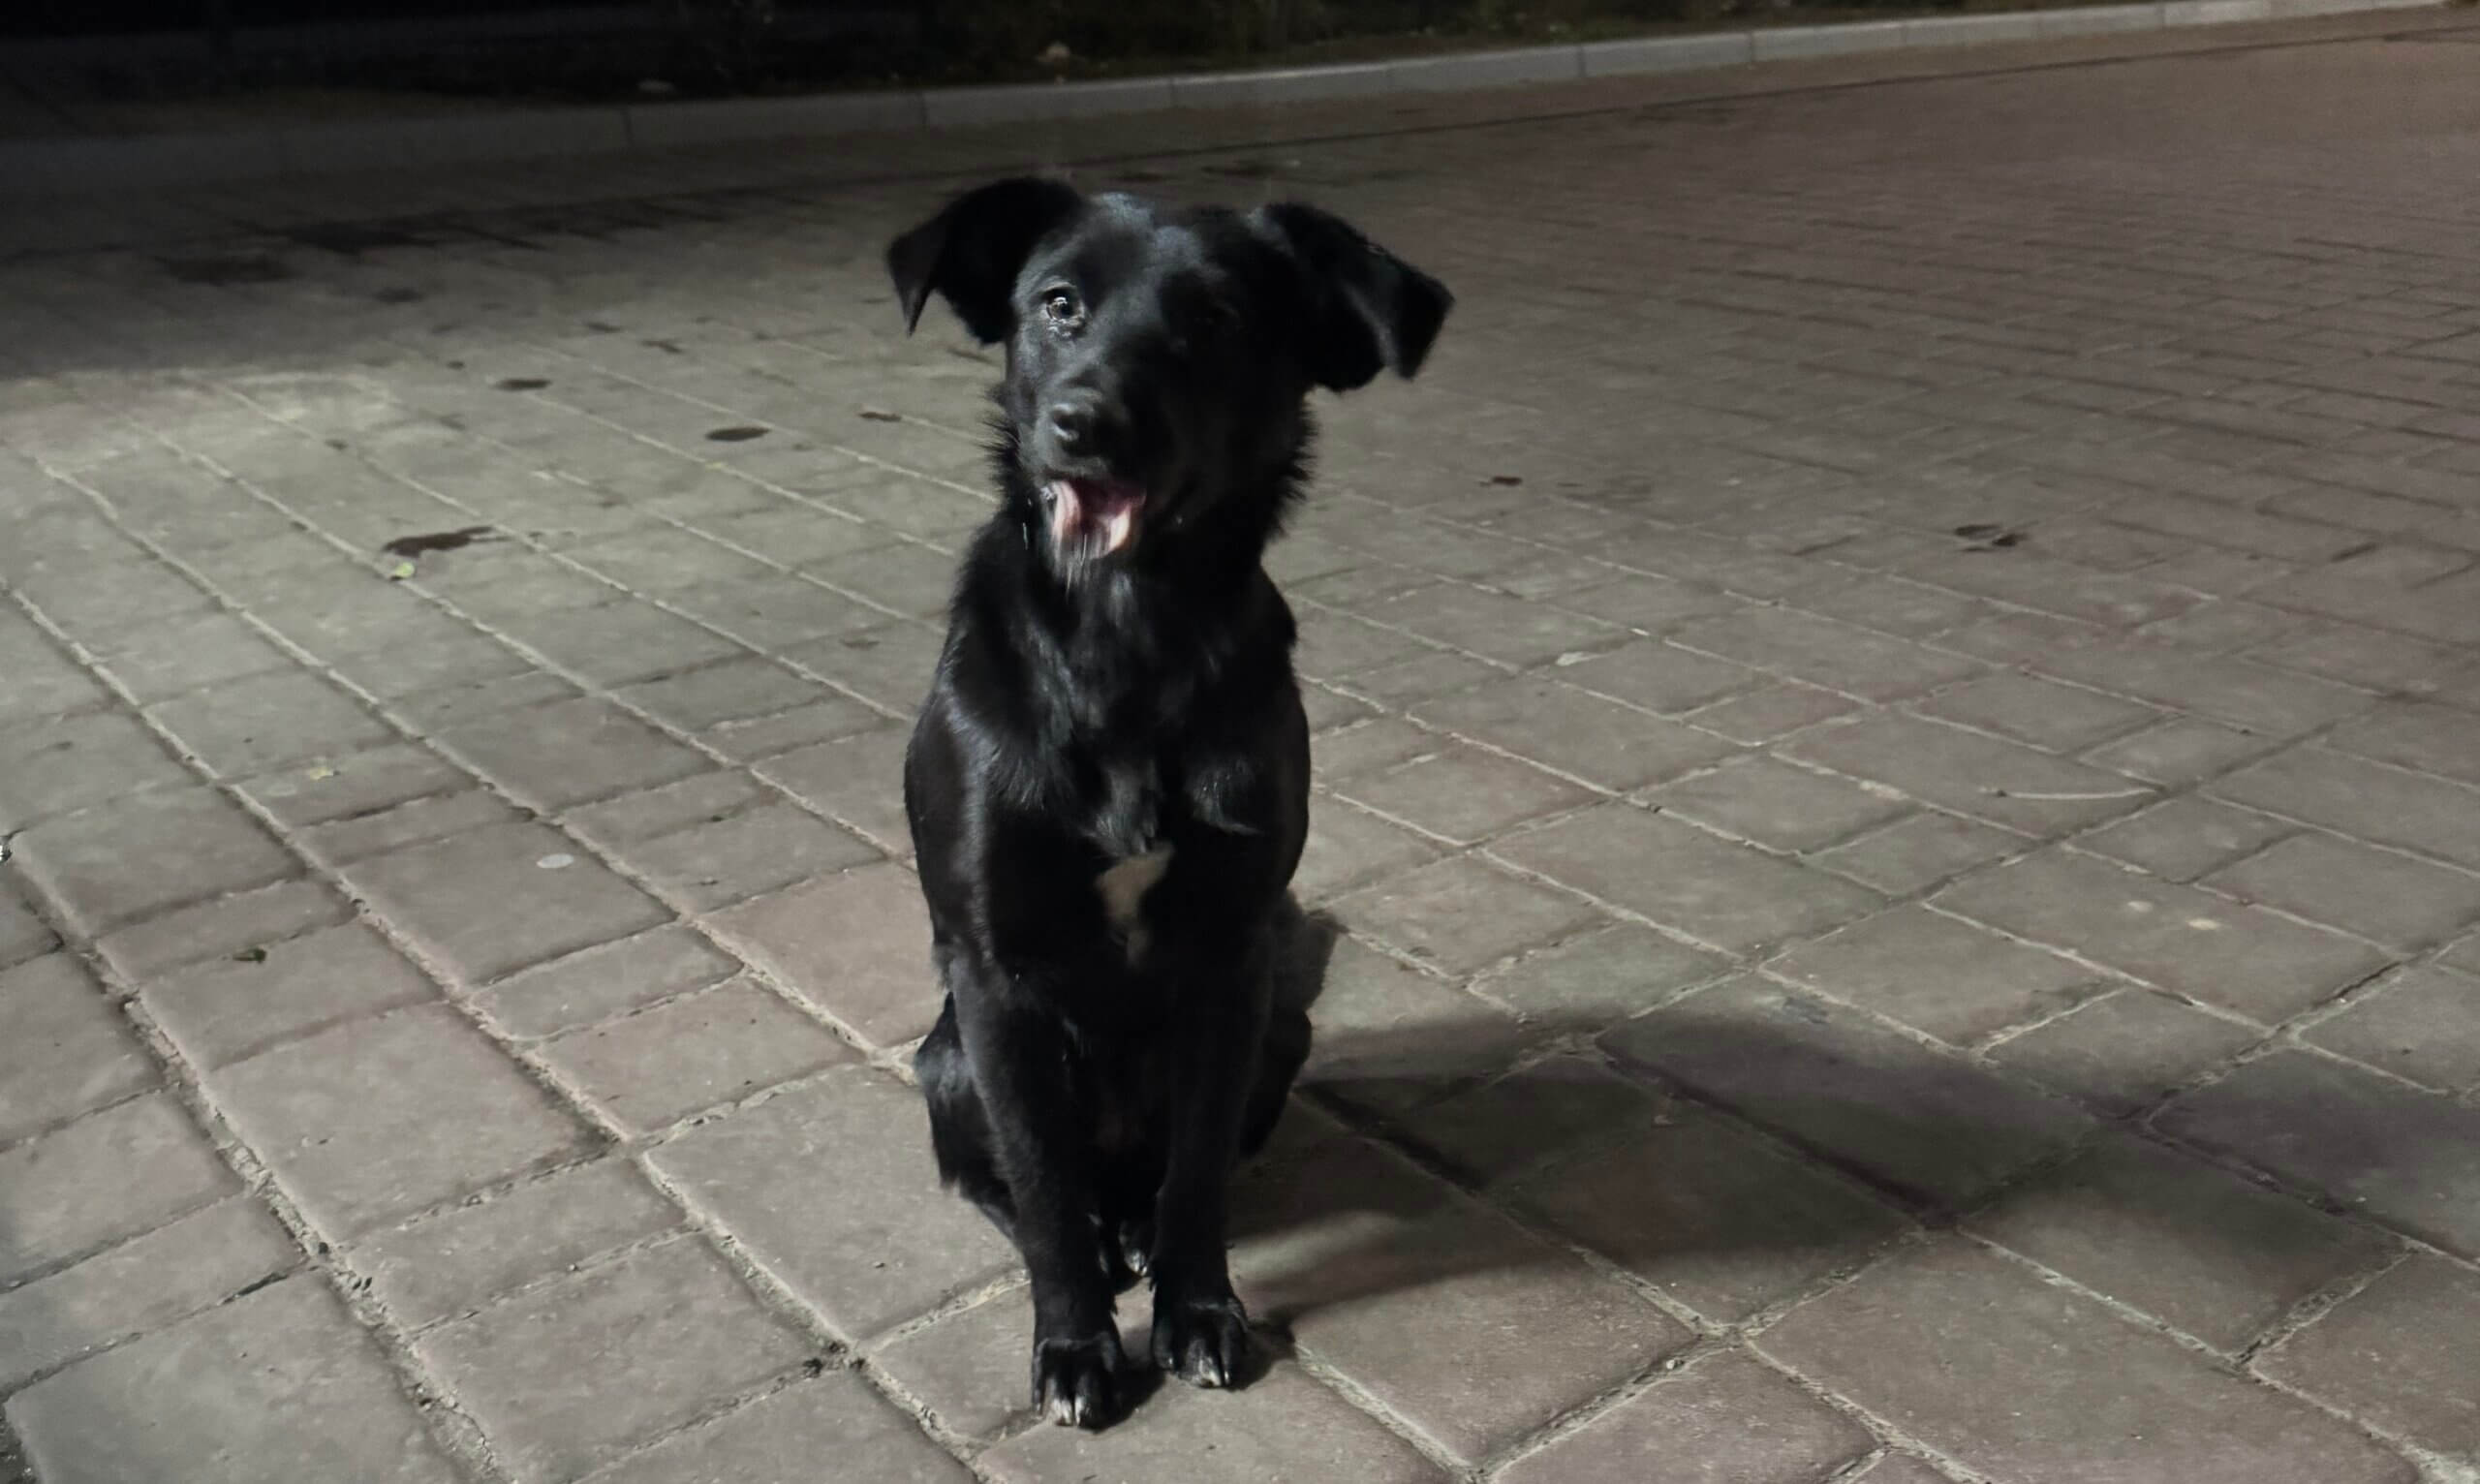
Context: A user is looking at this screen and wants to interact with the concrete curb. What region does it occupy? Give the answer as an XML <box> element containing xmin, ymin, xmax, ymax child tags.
<box><xmin>0</xmin><ymin>0</ymin><xmax>2441</xmax><ymax>196</ymax></box>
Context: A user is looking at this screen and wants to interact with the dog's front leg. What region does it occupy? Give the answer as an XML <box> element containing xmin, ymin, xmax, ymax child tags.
<box><xmin>950</xmin><ymin>976</ymin><xmax>1123</xmax><ymax>1427</ymax></box>
<box><xmin>1146</xmin><ymin>943</ymin><xmax>1270</xmax><ymax>1389</ymax></box>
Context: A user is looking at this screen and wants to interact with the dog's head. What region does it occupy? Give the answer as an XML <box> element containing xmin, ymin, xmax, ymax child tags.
<box><xmin>887</xmin><ymin>176</ymin><xmax>1451</xmax><ymax>576</ymax></box>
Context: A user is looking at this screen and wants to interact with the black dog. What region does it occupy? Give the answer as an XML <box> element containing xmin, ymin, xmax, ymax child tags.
<box><xmin>886</xmin><ymin>176</ymin><xmax>1451</xmax><ymax>1427</ymax></box>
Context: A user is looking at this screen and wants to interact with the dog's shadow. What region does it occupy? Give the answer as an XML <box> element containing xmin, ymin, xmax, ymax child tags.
<box><xmin>1202</xmin><ymin>900</ymin><xmax>2399</xmax><ymax>1375</ymax></box>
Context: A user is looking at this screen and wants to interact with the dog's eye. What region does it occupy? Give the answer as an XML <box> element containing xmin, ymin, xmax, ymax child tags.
<box><xmin>1039</xmin><ymin>287</ymin><xmax>1084</xmax><ymax>328</ymax></box>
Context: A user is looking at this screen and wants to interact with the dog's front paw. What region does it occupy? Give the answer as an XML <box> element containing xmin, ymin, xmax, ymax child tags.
<box><xmin>1151</xmin><ymin>1293</ymin><xmax>1252</xmax><ymax>1389</ymax></box>
<box><xmin>1031</xmin><ymin>1331</ymin><xmax>1124</xmax><ymax>1428</ymax></box>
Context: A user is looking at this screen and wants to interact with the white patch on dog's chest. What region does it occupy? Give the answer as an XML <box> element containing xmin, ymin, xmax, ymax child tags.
<box><xmin>1096</xmin><ymin>846</ymin><xmax>1172</xmax><ymax>965</ymax></box>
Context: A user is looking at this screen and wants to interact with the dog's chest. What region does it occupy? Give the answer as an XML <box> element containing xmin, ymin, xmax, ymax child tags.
<box><xmin>1095</xmin><ymin>846</ymin><xmax>1172</xmax><ymax>964</ymax></box>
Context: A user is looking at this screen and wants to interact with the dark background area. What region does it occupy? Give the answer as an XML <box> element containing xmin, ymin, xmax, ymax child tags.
<box><xmin>1</xmin><ymin>0</ymin><xmax>1936</xmax><ymax>105</ymax></box>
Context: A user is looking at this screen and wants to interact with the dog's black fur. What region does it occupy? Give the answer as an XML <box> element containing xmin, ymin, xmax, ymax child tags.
<box><xmin>886</xmin><ymin>176</ymin><xmax>1450</xmax><ymax>1428</ymax></box>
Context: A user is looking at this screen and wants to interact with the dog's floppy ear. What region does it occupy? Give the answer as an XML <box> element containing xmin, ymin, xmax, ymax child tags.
<box><xmin>886</xmin><ymin>175</ymin><xmax>1087</xmax><ymax>343</ymax></box>
<box><xmin>1251</xmin><ymin>202</ymin><xmax>1453</xmax><ymax>391</ymax></box>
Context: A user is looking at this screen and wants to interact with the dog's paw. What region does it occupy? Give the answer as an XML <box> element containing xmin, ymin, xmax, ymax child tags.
<box><xmin>1117</xmin><ymin>1219</ymin><xmax>1154</xmax><ymax>1283</ymax></box>
<box><xmin>1151</xmin><ymin>1294</ymin><xmax>1252</xmax><ymax>1389</ymax></box>
<box><xmin>1031</xmin><ymin>1331</ymin><xmax>1124</xmax><ymax>1429</ymax></box>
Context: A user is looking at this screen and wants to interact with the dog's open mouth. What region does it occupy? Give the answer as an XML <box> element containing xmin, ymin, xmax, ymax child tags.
<box><xmin>1044</xmin><ymin>476</ymin><xmax>1148</xmax><ymax>560</ymax></box>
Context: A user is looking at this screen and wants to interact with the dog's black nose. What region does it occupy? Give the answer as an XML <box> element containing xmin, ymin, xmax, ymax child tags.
<box><xmin>1044</xmin><ymin>399</ymin><xmax>1098</xmax><ymax>448</ymax></box>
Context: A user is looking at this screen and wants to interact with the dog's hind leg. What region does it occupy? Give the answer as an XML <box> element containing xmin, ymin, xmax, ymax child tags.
<box><xmin>1237</xmin><ymin>999</ymin><xmax>1310</xmax><ymax>1163</ymax></box>
<box><xmin>916</xmin><ymin>996</ymin><xmax>1016</xmax><ymax>1240</ymax></box>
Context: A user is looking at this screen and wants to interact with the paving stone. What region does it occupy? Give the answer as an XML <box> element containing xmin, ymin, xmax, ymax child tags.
<box><xmin>239</xmin><ymin>742</ymin><xmax>473</xmax><ymax>828</ymax></box>
<box><xmin>1786</xmin><ymin>571</ymin><xmax>1993</xmax><ymax>638</ymax></box>
<box><xmin>1684</xmin><ymin>680</ymin><xmax>1860</xmax><ymax>743</ymax></box>
<box><xmin>207</xmin><ymin>1004</ymin><xmax>588</xmax><ymax>1238</ymax></box>
<box><xmin>147</xmin><ymin>670</ymin><xmax>394</xmax><ymax>775</ymax></box>
<box><xmin>0</xmin><ymin>886</ymin><xmax>58</xmax><ymax>971</ymax></box>
<box><xmin>782</xmin><ymin>620</ymin><xmax>946</xmax><ymax>713</ymax></box>
<box><xmin>1603</xmin><ymin>977</ymin><xmax>2092</xmax><ymax>1210</ymax></box>
<box><xmin>302</xmin><ymin>788</ymin><xmax>524</xmax><ymax>865</ymax></box>
<box><xmin>1987</xmin><ymin>987</ymin><xmax>2262</xmax><ymax>1116</ymax></box>
<box><xmin>0</xmin><ymin>953</ymin><xmax>153</xmax><ymax>1143</ymax></box>
<box><xmin>0</xmin><ymin>1196</ymin><xmax>296</xmax><ymax>1390</ymax></box>
<box><xmin>703</xmin><ymin>697</ymin><xmax>881</xmax><ymax>759</ymax></box>
<box><xmin>94</xmin><ymin>877</ymin><xmax>353</xmax><ymax>979</ymax></box>
<box><xmin>1507</xmin><ymin>1101</ymin><xmax>1909</xmax><ymax>1322</ymax></box>
<box><xmin>565</xmin><ymin>527</ymin><xmax>774</xmax><ymax>595</ymax></box>
<box><xmin>1473</xmin><ymin>921</ymin><xmax>1733</xmax><ymax>1028</ymax></box>
<box><xmin>867</xmin><ymin>1283</ymin><xmax>1057</xmax><ymax>1444</ymax></box>
<box><xmin>1292</xmin><ymin>795</ymin><xmax>1445</xmax><ymax>901</ymax></box>
<box><xmin>1393</xmin><ymin>1053</ymin><xmax>1665</xmax><ymax>1185</ymax></box>
<box><xmin>2304</xmin><ymin>964</ymin><xmax>2480</xmax><ymax>1094</ymax></box>
<box><xmin>622</xmin><ymin>802</ymin><xmax>880</xmax><ymax>910</ymax></box>
<box><xmin>980</xmin><ymin>1357</ymin><xmax>1447</xmax><ymax>1484</ymax></box>
<box><xmin>804</xmin><ymin>541</ymin><xmax>965</xmax><ymax>618</ymax></box>
<box><xmin>340</xmin><ymin>628</ymin><xmax>538</xmax><ymax>704</ymax></box>
<box><xmin>1770</xmin><ymin>905</ymin><xmax>2104</xmax><ymax>1045</ymax></box>
<box><xmin>2206</xmin><ymin>831</ymin><xmax>2480</xmax><ymax>951</ymax></box>
<box><xmin>439</xmin><ymin>696</ymin><xmax>707</xmax><ymax>809</ymax></box>
<box><xmin>1915</xmin><ymin>670</ymin><xmax>2162</xmax><ymax>754</ymax></box>
<box><xmin>0</xmin><ymin>708</ymin><xmax>190</xmax><ymax>825</ymax></box>
<box><xmin>1786</xmin><ymin>713</ymin><xmax>2157</xmax><ymax>835</ymax></box>
<box><xmin>415</xmin><ymin>1238</ymin><xmax>813</xmax><ymax>1482</ymax></box>
<box><xmin>668</xmin><ymin>575</ymin><xmax>881</xmax><ymax>652</ymax></box>
<box><xmin>1760</xmin><ymin>1238</ymin><xmax>2413</xmax><ymax>1484</ymax></box>
<box><xmin>1553</xmin><ymin>573</ymin><xmax>1743</xmax><ymax>634</ymax></box>
<box><xmin>540</xmin><ymin>978</ymin><xmax>853</xmax><ymax>1133</ymax></box>
<box><xmin>345</xmin><ymin>821</ymin><xmax>669</xmax><ymax>983</ymax></box>
<box><xmin>753</xmin><ymin>726</ymin><xmax>912</xmax><ymax>851</ymax></box>
<box><xmin>1300</xmin><ymin>937</ymin><xmax>1530</xmax><ymax>1112</ymax></box>
<box><xmin>1311</xmin><ymin>717</ymin><xmax>1442</xmax><ymax>782</ymax></box>
<box><xmin>15</xmin><ymin>787</ymin><xmax>294</xmax><ymax>933</ymax></box>
<box><xmin>645</xmin><ymin>1068</ymin><xmax>1017</xmax><ymax>1341</ymax></box>
<box><xmin>577</xmin><ymin>1372</ymin><xmax>972</xmax><ymax>1484</ymax></box>
<box><xmin>0</xmin><ymin>1093</ymin><xmax>236</xmax><ymax>1284</ymax></box>
<box><xmin>1643</xmin><ymin>756</ymin><xmax>1911</xmax><ymax>852</ymax></box>
<box><xmin>2082</xmin><ymin>797</ymin><xmax>2295</xmax><ymax>881</ymax></box>
<box><xmin>2159</xmin><ymin>1050</ymin><xmax>2480</xmax><ymax>1259</ymax></box>
<box><xmin>567</xmin><ymin>771</ymin><xmax>767</xmax><ymax>848</ymax></box>
<box><xmin>2258</xmin><ymin>1253</ymin><xmax>2480</xmax><ymax>1459</ymax></box>
<box><xmin>2031</xmin><ymin>643</ymin><xmax>2370</xmax><ymax>737</ymax></box>
<box><xmin>1967</xmin><ymin>1135</ymin><xmax>2392</xmax><ymax>1352</ymax></box>
<box><xmin>12</xmin><ymin>556</ymin><xmax>215</xmax><ymax>641</ymax></box>
<box><xmin>1496</xmin><ymin>804</ymin><xmax>1883</xmax><ymax>954</ymax></box>
<box><xmin>2324</xmin><ymin>699</ymin><xmax>2480</xmax><ymax>788</ymax></box>
<box><xmin>2083</xmin><ymin>715</ymin><xmax>2286</xmax><ymax>788</ymax></box>
<box><xmin>1368</xmin><ymin>580</ymin><xmax>1623</xmax><ymax>666</ymax></box>
<box><xmin>1939</xmin><ymin>850</ymin><xmax>2392</xmax><ymax>1023</ymax></box>
<box><xmin>4</xmin><ymin>1278</ymin><xmax>461</xmax><ymax>1484</ymax></box>
<box><xmin>1333</xmin><ymin>740</ymin><xmax>1596</xmax><ymax>845</ymax></box>
<box><xmin>1413</xmin><ymin>673</ymin><xmax>1739</xmax><ymax>789</ymax></box>
<box><xmin>707</xmin><ymin>863</ymin><xmax>937</xmax><ymax>1046</ymax></box>
<box><xmin>2221</xmin><ymin>749</ymin><xmax>2480</xmax><ymax>878</ymax></box>
<box><xmin>155</xmin><ymin>917</ymin><xmax>433</xmax><ymax>1061</ymax></box>
<box><xmin>350</xmin><ymin>1159</ymin><xmax>680</xmax><ymax>1328</ymax></box>
<box><xmin>1812</xmin><ymin>811</ymin><xmax>2026</xmax><ymax>896</ymax></box>
<box><xmin>1229</xmin><ymin>1132</ymin><xmax>1690</xmax><ymax>1464</ymax></box>
<box><xmin>1499</xmin><ymin>1350</ymin><xmax>1875</xmax><ymax>1484</ymax></box>
<box><xmin>1842</xmin><ymin>1455</ymin><xmax>1953</xmax><ymax>1484</ymax></box>
<box><xmin>0</xmin><ymin>612</ymin><xmax>110</xmax><ymax>727</ymax></box>
<box><xmin>474</xmin><ymin>924</ymin><xmax>741</xmax><ymax>1038</ymax></box>
<box><xmin>1674</xmin><ymin>605</ymin><xmax>1984</xmax><ymax>701</ymax></box>
<box><xmin>1543</xmin><ymin>638</ymin><xmax>1761</xmax><ymax>714</ymax></box>
<box><xmin>618</xmin><ymin>655</ymin><xmax>826</xmax><ymax>730</ymax></box>
<box><xmin>1333</xmin><ymin>854</ymin><xmax>1602</xmax><ymax>975</ymax></box>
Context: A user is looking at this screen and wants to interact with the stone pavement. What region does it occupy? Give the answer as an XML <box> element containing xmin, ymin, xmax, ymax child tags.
<box><xmin>6</xmin><ymin>11</ymin><xmax>2480</xmax><ymax>1483</ymax></box>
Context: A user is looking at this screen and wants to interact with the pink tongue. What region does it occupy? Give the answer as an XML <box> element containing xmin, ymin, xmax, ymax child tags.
<box><xmin>1049</xmin><ymin>479</ymin><xmax>1144</xmax><ymax>555</ymax></box>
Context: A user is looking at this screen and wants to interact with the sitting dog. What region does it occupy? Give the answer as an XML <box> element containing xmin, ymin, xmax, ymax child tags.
<box><xmin>887</xmin><ymin>174</ymin><xmax>1451</xmax><ymax>1428</ymax></box>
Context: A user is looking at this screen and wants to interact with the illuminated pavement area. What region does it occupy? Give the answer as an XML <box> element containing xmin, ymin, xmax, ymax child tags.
<box><xmin>4</xmin><ymin>11</ymin><xmax>2479</xmax><ymax>1481</ymax></box>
